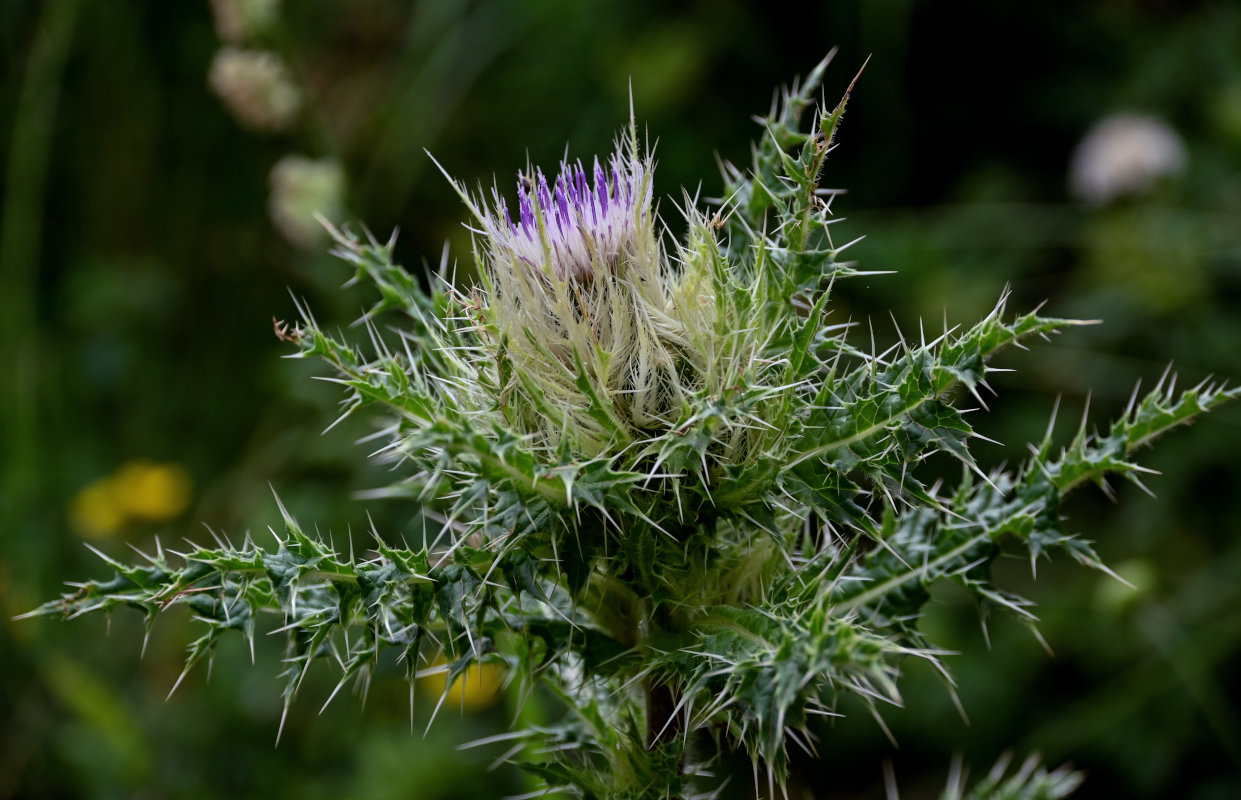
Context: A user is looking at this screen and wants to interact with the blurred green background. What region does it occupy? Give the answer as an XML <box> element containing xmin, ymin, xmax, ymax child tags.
<box><xmin>2</xmin><ymin>1</ymin><xmax>1240</xmax><ymax>797</ymax></box>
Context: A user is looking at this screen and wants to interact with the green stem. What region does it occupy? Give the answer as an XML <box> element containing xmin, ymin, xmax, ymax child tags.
<box><xmin>584</xmin><ymin>571</ymin><xmax>642</xmax><ymax>647</ymax></box>
<box><xmin>644</xmin><ymin>678</ymin><xmax>682</xmax><ymax>751</ymax></box>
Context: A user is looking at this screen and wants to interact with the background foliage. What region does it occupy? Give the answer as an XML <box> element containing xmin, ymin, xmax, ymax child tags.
<box><xmin>2</xmin><ymin>1</ymin><xmax>1240</xmax><ymax>798</ymax></box>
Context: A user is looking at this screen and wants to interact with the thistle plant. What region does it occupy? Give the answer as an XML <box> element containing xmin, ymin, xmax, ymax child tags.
<box><xmin>28</xmin><ymin>55</ymin><xmax>1238</xmax><ymax>798</ymax></box>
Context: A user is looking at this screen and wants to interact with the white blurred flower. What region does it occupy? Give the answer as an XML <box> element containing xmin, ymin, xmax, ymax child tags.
<box><xmin>1069</xmin><ymin>113</ymin><xmax>1186</xmax><ymax>205</ymax></box>
<box><xmin>268</xmin><ymin>155</ymin><xmax>346</xmax><ymax>248</ymax></box>
<box><xmin>208</xmin><ymin>47</ymin><xmax>301</xmax><ymax>133</ymax></box>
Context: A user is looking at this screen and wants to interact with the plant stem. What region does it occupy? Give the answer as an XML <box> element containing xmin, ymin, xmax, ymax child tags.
<box><xmin>644</xmin><ymin>678</ymin><xmax>683</xmax><ymax>750</ymax></box>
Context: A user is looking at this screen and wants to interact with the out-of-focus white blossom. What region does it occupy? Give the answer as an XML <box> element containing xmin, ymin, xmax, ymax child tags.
<box><xmin>1069</xmin><ymin>113</ymin><xmax>1186</xmax><ymax>205</ymax></box>
<box><xmin>208</xmin><ymin>47</ymin><xmax>301</xmax><ymax>133</ymax></box>
<box><xmin>268</xmin><ymin>155</ymin><xmax>346</xmax><ymax>248</ymax></box>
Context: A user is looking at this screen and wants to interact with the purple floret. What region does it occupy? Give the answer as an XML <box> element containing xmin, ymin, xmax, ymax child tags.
<box><xmin>479</xmin><ymin>143</ymin><xmax>651</xmax><ymax>282</ymax></box>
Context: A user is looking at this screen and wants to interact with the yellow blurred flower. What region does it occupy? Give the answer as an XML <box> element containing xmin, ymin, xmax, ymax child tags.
<box><xmin>111</xmin><ymin>461</ymin><xmax>192</xmax><ymax>521</ymax></box>
<box><xmin>70</xmin><ymin>482</ymin><xmax>128</xmax><ymax>539</ymax></box>
<box><xmin>419</xmin><ymin>656</ymin><xmax>504</xmax><ymax>711</ymax></box>
<box><xmin>69</xmin><ymin>461</ymin><xmax>193</xmax><ymax>540</ymax></box>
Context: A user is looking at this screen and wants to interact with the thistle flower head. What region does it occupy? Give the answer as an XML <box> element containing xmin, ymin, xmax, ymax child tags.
<box><xmin>442</xmin><ymin>132</ymin><xmax>719</xmax><ymax>457</ymax></box>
